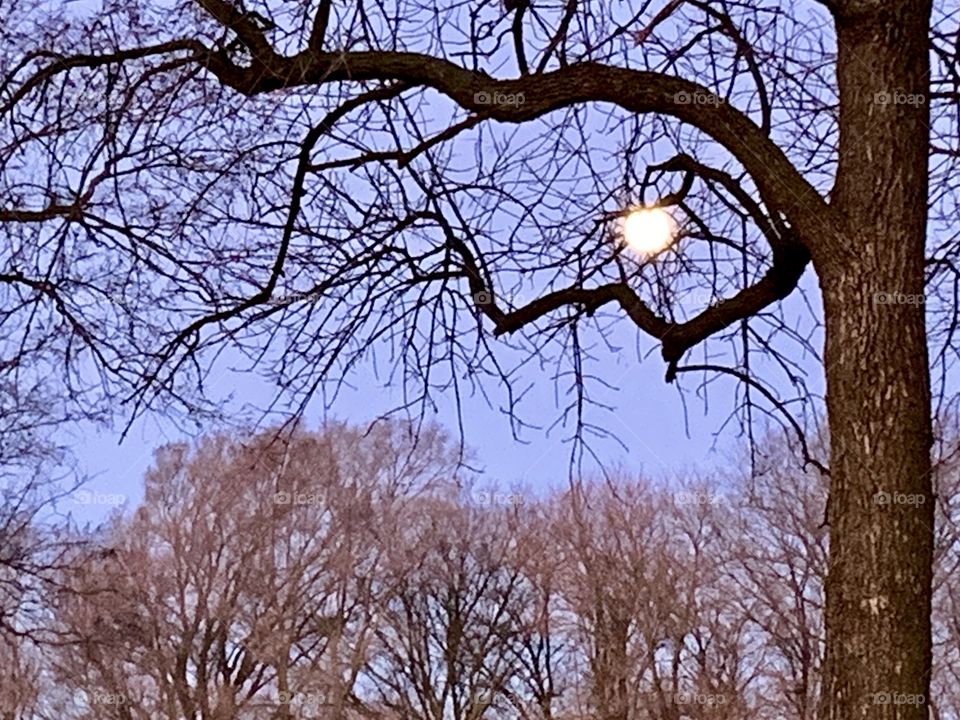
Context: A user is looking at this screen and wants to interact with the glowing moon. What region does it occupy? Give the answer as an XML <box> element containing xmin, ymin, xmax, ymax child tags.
<box><xmin>622</xmin><ymin>207</ymin><xmax>676</xmax><ymax>254</ymax></box>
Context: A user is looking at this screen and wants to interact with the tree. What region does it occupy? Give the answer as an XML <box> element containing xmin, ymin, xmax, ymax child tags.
<box><xmin>727</xmin><ymin>441</ymin><xmax>828</xmax><ymax>720</ymax></box>
<box><xmin>926</xmin><ymin>421</ymin><xmax>960</xmax><ymax>720</ymax></box>
<box><xmin>2</xmin><ymin>1</ymin><xmax>958</xmax><ymax>717</ymax></box>
<box><xmin>49</xmin><ymin>421</ymin><xmax>459</xmax><ymax>720</ymax></box>
<box><xmin>0</xmin><ymin>470</ymin><xmax>91</xmax><ymax>720</ymax></box>
<box><xmin>546</xmin><ymin>477</ymin><xmax>760</xmax><ymax>720</ymax></box>
<box><xmin>365</xmin><ymin>497</ymin><xmax>535</xmax><ymax>720</ymax></box>
<box><xmin>10</xmin><ymin>421</ymin><xmax>960</xmax><ymax>718</ymax></box>
<box><xmin>719</xmin><ymin>423</ymin><xmax>960</xmax><ymax>720</ymax></box>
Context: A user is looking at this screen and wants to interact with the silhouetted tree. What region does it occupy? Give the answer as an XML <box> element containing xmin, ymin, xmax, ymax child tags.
<box><xmin>3</xmin><ymin>2</ymin><xmax>959</xmax><ymax>717</ymax></box>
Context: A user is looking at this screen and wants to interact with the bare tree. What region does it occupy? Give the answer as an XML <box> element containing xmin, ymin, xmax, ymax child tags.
<box><xmin>724</xmin><ymin>436</ymin><xmax>828</xmax><ymax>720</ymax></box>
<box><xmin>0</xmin><ymin>467</ymin><xmax>93</xmax><ymax>720</ymax></box>
<box><xmin>722</xmin><ymin>422</ymin><xmax>960</xmax><ymax>720</ymax></box>
<box><xmin>48</xmin><ymin>421</ymin><xmax>458</xmax><ymax>720</ymax></box>
<box><xmin>3</xmin><ymin>2</ymin><xmax>955</xmax><ymax>714</ymax></box>
<box><xmin>0</xmin><ymin>638</ymin><xmax>41</xmax><ymax>720</ymax></box>
<box><xmin>927</xmin><ymin>421</ymin><xmax>960</xmax><ymax>720</ymax></box>
<box><xmin>497</xmin><ymin>501</ymin><xmax>573</xmax><ymax>720</ymax></box>
<box><xmin>543</xmin><ymin>477</ymin><xmax>752</xmax><ymax>720</ymax></box>
<box><xmin>10</xmin><ymin>420</ymin><xmax>960</xmax><ymax>718</ymax></box>
<box><xmin>364</xmin><ymin>496</ymin><xmax>537</xmax><ymax>720</ymax></box>
<box><xmin>2</xmin><ymin>1</ymin><xmax>957</xmax><ymax>714</ymax></box>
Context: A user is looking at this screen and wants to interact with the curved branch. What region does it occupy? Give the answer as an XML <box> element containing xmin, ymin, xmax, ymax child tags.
<box><xmin>4</xmin><ymin>37</ymin><xmax>836</xmax><ymax>264</ymax></box>
<box><xmin>199</xmin><ymin>50</ymin><xmax>839</xmax><ymax>264</ymax></box>
<box><xmin>648</xmin><ymin>153</ymin><xmax>790</xmax><ymax>249</ymax></box>
<box><xmin>465</xmin><ymin>237</ymin><xmax>808</xmax><ymax>377</ymax></box>
<box><xmin>673</xmin><ymin>363</ymin><xmax>830</xmax><ymax>476</ymax></box>
<box><xmin>511</xmin><ymin>5</ymin><xmax>530</xmax><ymax>76</ymax></box>
<box><xmin>0</xmin><ymin>40</ymin><xmax>209</xmax><ymax>117</ymax></box>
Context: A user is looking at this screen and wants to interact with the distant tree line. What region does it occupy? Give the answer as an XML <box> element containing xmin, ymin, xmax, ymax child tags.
<box><xmin>2</xmin><ymin>420</ymin><xmax>960</xmax><ymax>719</ymax></box>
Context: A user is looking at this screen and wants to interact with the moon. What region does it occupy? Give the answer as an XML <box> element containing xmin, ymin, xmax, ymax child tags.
<box><xmin>621</xmin><ymin>207</ymin><xmax>676</xmax><ymax>255</ymax></box>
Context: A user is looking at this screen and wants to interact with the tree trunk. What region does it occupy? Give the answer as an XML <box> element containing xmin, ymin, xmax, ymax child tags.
<box><xmin>592</xmin><ymin>607</ymin><xmax>630</xmax><ymax>720</ymax></box>
<box><xmin>819</xmin><ymin>2</ymin><xmax>934</xmax><ymax>718</ymax></box>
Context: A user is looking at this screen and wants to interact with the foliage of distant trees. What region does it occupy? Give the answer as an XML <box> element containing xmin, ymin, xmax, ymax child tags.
<box><xmin>2</xmin><ymin>421</ymin><xmax>960</xmax><ymax>719</ymax></box>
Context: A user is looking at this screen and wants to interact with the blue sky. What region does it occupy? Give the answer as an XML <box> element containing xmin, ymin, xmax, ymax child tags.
<box><xmin>66</xmin><ymin>269</ymin><xmax>826</xmax><ymax>524</ymax></box>
<box><xmin>31</xmin><ymin>0</ymin><xmax>836</xmax><ymax>523</ymax></box>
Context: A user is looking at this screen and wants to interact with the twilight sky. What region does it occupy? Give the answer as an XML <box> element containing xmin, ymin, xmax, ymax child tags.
<box><xmin>40</xmin><ymin>0</ymin><xmax>837</xmax><ymax>523</ymax></box>
<box><xmin>66</xmin><ymin>271</ymin><xmax>826</xmax><ymax>524</ymax></box>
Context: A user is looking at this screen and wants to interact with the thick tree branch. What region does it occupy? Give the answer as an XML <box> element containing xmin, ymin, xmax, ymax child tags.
<box><xmin>309</xmin><ymin>0</ymin><xmax>333</xmax><ymax>52</ymax></box>
<box><xmin>194</xmin><ymin>0</ymin><xmax>275</xmax><ymax>61</ymax></box>
<box><xmin>199</xmin><ymin>51</ymin><xmax>838</xmax><ymax>264</ymax></box>
<box><xmin>419</xmin><ymin>148</ymin><xmax>810</xmax><ymax>377</ymax></box>
<box><xmin>0</xmin><ymin>16</ymin><xmax>826</xmax><ymax>404</ymax></box>
<box><xmin>0</xmin><ymin>204</ymin><xmax>82</xmax><ymax>223</ymax></box>
<box><xmin>457</xmin><ymin>235</ymin><xmax>808</xmax><ymax>377</ymax></box>
<box><xmin>4</xmin><ymin>37</ymin><xmax>837</xmax><ymax>264</ymax></box>
<box><xmin>511</xmin><ymin>5</ymin><xmax>530</xmax><ymax>76</ymax></box>
<box><xmin>0</xmin><ymin>40</ymin><xmax>210</xmax><ymax>117</ymax></box>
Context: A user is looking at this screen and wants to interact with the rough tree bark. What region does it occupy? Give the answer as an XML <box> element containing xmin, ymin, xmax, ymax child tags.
<box><xmin>819</xmin><ymin>1</ymin><xmax>934</xmax><ymax>718</ymax></box>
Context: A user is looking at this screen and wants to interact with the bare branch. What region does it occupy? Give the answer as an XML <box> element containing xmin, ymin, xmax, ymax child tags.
<box><xmin>201</xmin><ymin>52</ymin><xmax>837</xmax><ymax>261</ymax></box>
